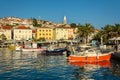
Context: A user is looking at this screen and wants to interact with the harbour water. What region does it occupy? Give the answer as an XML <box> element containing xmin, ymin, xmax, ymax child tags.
<box><xmin>0</xmin><ymin>48</ymin><xmax>120</xmax><ymax>80</ymax></box>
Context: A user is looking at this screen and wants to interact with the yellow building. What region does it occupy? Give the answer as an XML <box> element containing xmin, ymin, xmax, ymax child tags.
<box><xmin>36</xmin><ymin>27</ymin><xmax>54</xmax><ymax>40</ymax></box>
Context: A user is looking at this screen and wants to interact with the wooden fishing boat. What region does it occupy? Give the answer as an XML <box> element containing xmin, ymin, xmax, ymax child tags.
<box><xmin>67</xmin><ymin>49</ymin><xmax>111</xmax><ymax>62</ymax></box>
<box><xmin>20</xmin><ymin>42</ymin><xmax>45</xmax><ymax>52</ymax></box>
<box><xmin>15</xmin><ymin>46</ymin><xmax>44</xmax><ymax>52</ymax></box>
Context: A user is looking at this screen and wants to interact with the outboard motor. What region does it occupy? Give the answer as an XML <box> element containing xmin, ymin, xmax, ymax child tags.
<box><xmin>66</xmin><ymin>50</ymin><xmax>71</xmax><ymax>57</ymax></box>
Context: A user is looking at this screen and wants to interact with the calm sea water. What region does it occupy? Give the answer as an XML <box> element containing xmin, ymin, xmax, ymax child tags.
<box><xmin>0</xmin><ymin>48</ymin><xmax>120</xmax><ymax>80</ymax></box>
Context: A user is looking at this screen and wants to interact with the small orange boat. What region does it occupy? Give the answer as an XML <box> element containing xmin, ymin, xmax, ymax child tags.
<box><xmin>68</xmin><ymin>49</ymin><xmax>111</xmax><ymax>62</ymax></box>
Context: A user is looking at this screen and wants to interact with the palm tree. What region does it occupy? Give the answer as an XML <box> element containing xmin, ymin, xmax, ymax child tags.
<box><xmin>94</xmin><ymin>24</ymin><xmax>120</xmax><ymax>45</ymax></box>
<box><xmin>93</xmin><ymin>31</ymin><xmax>102</xmax><ymax>42</ymax></box>
<box><xmin>101</xmin><ymin>24</ymin><xmax>120</xmax><ymax>44</ymax></box>
<box><xmin>93</xmin><ymin>23</ymin><xmax>120</xmax><ymax>45</ymax></box>
<box><xmin>114</xmin><ymin>24</ymin><xmax>120</xmax><ymax>37</ymax></box>
<box><xmin>77</xmin><ymin>23</ymin><xmax>95</xmax><ymax>44</ymax></box>
<box><xmin>100</xmin><ymin>25</ymin><xmax>113</xmax><ymax>43</ymax></box>
<box><xmin>112</xmin><ymin>24</ymin><xmax>120</xmax><ymax>45</ymax></box>
<box><xmin>102</xmin><ymin>25</ymin><xmax>114</xmax><ymax>37</ymax></box>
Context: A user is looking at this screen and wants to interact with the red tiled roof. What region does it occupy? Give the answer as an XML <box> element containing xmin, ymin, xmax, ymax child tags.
<box><xmin>2</xmin><ymin>26</ymin><xmax>12</xmax><ymax>30</ymax></box>
<box><xmin>16</xmin><ymin>26</ymin><xmax>29</xmax><ymax>29</ymax></box>
<box><xmin>56</xmin><ymin>27</ymin><xmax>73</xmax><ymax>29</ymax></box>
<box><xmin>38</xmin><ymin>27</ymin><xmax>53</xmax><ymax>29</ymax></box>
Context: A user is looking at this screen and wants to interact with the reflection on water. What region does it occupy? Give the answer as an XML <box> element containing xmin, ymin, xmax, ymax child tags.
<box><xmin>69</xmin><ymin>61</ymin><xmax>111</xmax><ymax>68</ymax></box>
<box><xmin>0</xmin><ymin>48</ymin><xmax>120</xmax><ymax>80</ymax></box>
<box><xmin>69</xmin><ymin>61</ymin><xmax>111</xmax><ymax>80</ymax></box>
<box><xmin>111</xmin><ymin>59</ymin><xmax>120</xmax><ymax>78</ymax></box>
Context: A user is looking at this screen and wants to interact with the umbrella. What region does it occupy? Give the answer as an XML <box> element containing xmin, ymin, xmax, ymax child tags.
<box><xmin>109</xmin><ymin>37</ymin><xmax>116</xmax><ymax>40</ymax></box>
<box><xmin>116</xmin><ymin>37</ymin><xmax>120</xmax><ymax>40</ymax></box>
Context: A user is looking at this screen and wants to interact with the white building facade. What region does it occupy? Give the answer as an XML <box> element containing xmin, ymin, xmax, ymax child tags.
<box><xmin>13</xmin><ymin>28</ymin><xmax>32</xmax><ymax>40</ymax></box>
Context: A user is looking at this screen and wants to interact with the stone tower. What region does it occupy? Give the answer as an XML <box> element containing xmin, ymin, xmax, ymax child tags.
<box><xmin>63</xmin><ymin>16</ymin><xmax>67</xmax><ymax>24</ymax></box>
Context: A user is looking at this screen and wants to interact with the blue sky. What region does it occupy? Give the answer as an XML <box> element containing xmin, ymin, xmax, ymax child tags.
<box><xmin>0</xmin><ymin>0</ymin><xmax>120</xmax><ymax>29</ymax></box>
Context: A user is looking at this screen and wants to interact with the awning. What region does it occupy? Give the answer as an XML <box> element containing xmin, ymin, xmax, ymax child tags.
<box><xmin>109</xmin><ymin>37</ymin><xmax>120</xmax><ymax>40</ymax></box>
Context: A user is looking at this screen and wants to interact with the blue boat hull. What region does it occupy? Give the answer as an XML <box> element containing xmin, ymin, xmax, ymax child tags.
<box><xmin>45</xmin><ymin>48</ymin><xmax>67</xmax><ymax>55</ymax></box>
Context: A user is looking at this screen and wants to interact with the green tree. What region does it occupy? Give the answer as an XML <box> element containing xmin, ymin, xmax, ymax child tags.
<box><xmin>92</xmin><ymin>31</ymin><xmax>103</xmax><ymax>43</ymax></box>
<box><xmin>32</xmin><ymin>18</ymin><xmax>38</xmax><ymax>27</ymax></box>
<box><xmin>0</xmin><ymin>34</ymin><xmax>7</xmax><ymax>41</ymax></box>
<box><xmin>32</xmin><ymin>18</ymin><xmax>42</xmax><ymax>27</ymax></box>
<box><xmin>37</xmin><ymin>24</ymin><xmax>42</xmax><ymax>27</ymax></box>
<box><xmin>114</xmin><ymin>24</ymin><xmax>120</xmax><ymax>37</ymax></box>
<box><xmin>94</xmin><ymin>24</ymin><xmax>120</xmax><ymax>44</ymax></box>
<box><xmin>70</xmin><ymin>23</ymin><xmax>77</xmax><ymax>28</ymax></box>
<box><xmin>77</xmin><ymin>23</ymin><xmax>95</xmax><ymax>44</ymax></box>
<box><xmin>38</xmin><ymin>38</ymin><xmax>45</xmax><ymax>41</ymax></box>
<box><xmin>100</xmin><ymin>24</ymin><xmax>120</xmax><ymax>44</ymax></box>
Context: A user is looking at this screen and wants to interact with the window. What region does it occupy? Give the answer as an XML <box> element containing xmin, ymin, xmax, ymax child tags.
<box><xmin>29</xmin><ymin>36</ymin><xmax>31</xmax><ymax>38</ymax></box>
<box><xmin>19</xmin><ymin>30</ymin><xmax>21</xmax><ymax>33</ymax></box>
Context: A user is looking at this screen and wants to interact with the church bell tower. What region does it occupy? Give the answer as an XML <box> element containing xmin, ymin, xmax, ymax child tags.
<box><xmin>63</xmin><ymin>16</ymin><xmax>67</xmax><ymax>24</ymax></box>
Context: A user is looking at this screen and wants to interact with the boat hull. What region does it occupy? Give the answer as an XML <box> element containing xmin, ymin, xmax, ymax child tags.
<box><xmin>68</xmin><ymin>53</ymin><xmax>111</xmax><ymax>62</ymax></box>
<box><xmin>44</xmin><ymin>48</ymin><xmax>67</xmax><ymax>55</ymax></box>
<box><xmin>22</xmin><ymin>48</ymin><xmax>45</xmax><ymax>52</ymax></box>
